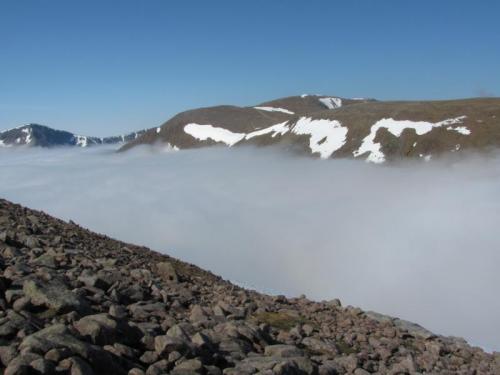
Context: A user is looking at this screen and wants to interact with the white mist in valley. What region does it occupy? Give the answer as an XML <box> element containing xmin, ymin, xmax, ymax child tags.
<box><xmin>0</xmin><ymin>145</ymin><xmax>499</xmax><ymax>351</ymax></box>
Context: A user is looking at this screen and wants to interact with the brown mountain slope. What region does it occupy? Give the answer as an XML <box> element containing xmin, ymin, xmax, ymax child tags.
<box><xmin>119</xmin><ymin>95</ymin><xmax>367</xmax><ymax>153</ymax></box>
<box><xmin>121</xmin><ymin>96</ymin><xmax>500</xmax><ymax>162</ymax></box>
<box><xmin>0</xmin><ymin>198</ymin><xmax>498</xmax><ymax>374</ymax></box>
<box><xmin>120</xmin><ymin>105</ymin><xmax>290</xmax><ymax>152</ymax></box>
<box><xmin>248</xmin><ymin>98</ymin><xmax>500</xmax><ymax>161</ymax></box>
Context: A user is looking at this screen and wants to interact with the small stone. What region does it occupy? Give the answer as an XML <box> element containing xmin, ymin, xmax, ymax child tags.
<box><xmin>12</xmin><ymin>297</ymin><xmax>30</xmax><ymax>312</ymax></box>
<box><xmin>109</xmin><ymin>304</ymin><xmax>128</xmax><ymax>319</ymax></box>
<box><xmin>146</xmin><ymin>360</ymin><xmax>169</xmax><ymax>375</ymax></box>
<box><xmin>68</xmin><ymin>356</ymin><xmax>95</xmax><ymax>375</ymax></box>
<box><xmin>45</xmin><ymin>347</ymin><xmax>74</xmax><ymax>362</ymax></box>
<box><xmin>30</xmin><ymin>358</ymin><xmax>56</xmax><ymax>374</ymax></box>
<box><xmin>140</xmin><ymin>351</ymin><xmax>159</xmax><ymax>364</ymax></box>
<box><xmin>0</xmin><ymin>345</ymin><xmax>18</xmax><ymax>366</ymax></box>
<box><xmin>78</xmin><ymin>270</ymin><xmax>109</xmax><ymax>290</ymax></box>
<box><xmin>189</xmin><ymin>305</ymin><xmax>209</xmax><ymax>323</ymax></box>
<box><xmin>154</xmin><ymin>335</ymin><xmax>189</xmax><ymax>356</ymax></box>
<box><xmin>172</xmin><ymin>358</ymin><xmax>203</xmax><ymax>373</ymax></box>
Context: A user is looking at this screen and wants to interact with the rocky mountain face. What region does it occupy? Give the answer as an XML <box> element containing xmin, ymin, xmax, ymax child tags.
<box><xmin>0</xmin><ymin>124</ymin><xmax>147</xmax><ymax>148</ymax></box>
<box><xmin>120</xmin><ymin>96</ymin><xmax>500</xmax><ymax>163</ymax></box>
<box><xmin>0</xmin><ymin>198</ymin><xmax>498</xmax><ymax>374</ymax></box>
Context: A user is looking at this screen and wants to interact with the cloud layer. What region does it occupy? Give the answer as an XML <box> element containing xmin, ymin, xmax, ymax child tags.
<box><xmin>0</xmin><ymin>145</ymin><xmax>499</xmax><ymax>351</ymax></box>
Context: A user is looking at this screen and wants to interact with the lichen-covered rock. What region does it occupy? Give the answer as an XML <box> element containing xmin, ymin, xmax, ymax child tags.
<box><xmin>23</xmin><ymin>278</ymin><xmax>89</xmax><ymax>314</ymax></box>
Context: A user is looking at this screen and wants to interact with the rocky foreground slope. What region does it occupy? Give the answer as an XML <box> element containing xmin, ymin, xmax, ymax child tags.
<box><xmin>0</xmin><ymin>198</ymin><xmax>498</xmax><ymax>374</ymax></box>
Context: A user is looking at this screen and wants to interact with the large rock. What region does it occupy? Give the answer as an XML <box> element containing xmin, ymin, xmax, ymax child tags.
<box><xmin>0</xmin><ymin>310</ymin><xmax>32</xmax><ymax>338</ymax></box>
<box><xmin>23</xmin><ymin>278</ymin><xmax>89</xmax><ymax>314</ymax></box>
<box><xmin>154</xmin><ymin>335</ymin><xmax>189</xmax><ymax>356</ymax></box>
<box><xmin>78</xmin><ymin>270</ymin><xmax>110</xmax><ymax>290</ymax></box>
<box><xmin>156</xmin><ymin>262</ymin><xmax>178</xmax><ymax>282</ymax></box>
<box><xmin>19</xmin><ymin>324</ymin><xmax>125</xmax><ymax>374</ymax></box>
<box><xmin>128</xmin><ymin>302</ymin><xmax>168</xmax><ymax>320</ymax></box>
<box><xmin>3</xmin><ymin>353</ymin><xmax>42</xmax><ymax>375</ymax></box>
<box><xmin>264</xmin><ymin>344</ymin><xmax>304</xmax><ymax>358</ymax></box>
<box><xmin>74</xmin><ymin>313</ymin><xmax>142</xmax><ymax>346</ymax></box>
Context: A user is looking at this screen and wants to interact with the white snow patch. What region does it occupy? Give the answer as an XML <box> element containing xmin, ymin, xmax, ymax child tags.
<box><xmin>22</xmin><ymin>128</ymin><xmax>32</xmax><ymax>145</ymax></box>
<box><xmin>156</xmin><ymin>127</ymin><xmax>161</xmax><ymax>134</ymax></box>
<box><xmin>75</xmin><ymin>136</ymin><xmax>89</xmax><ymax>147</ymax></box>
<box><xmin>353</xmin><ymin>116</ymin><xmax>467</xmax><ymax>163</ymax></box>
<box><xmin>245</xmin><ymin>122</ymin><xmax>290</xmax><ymax>140</ymax></box>
<box><xmin>319</xmin><ymin>97</ymin><xmax>342</xmax><ymax>110</ymax></box>
<box><xmin>300</xmin><ymin>94</ymin><xmax>309</xmax><ymax>98</ymax></box>
<box><xmin>161</xmin><ymin>143</ymin><xmax>179</xmax><ymax>152</ymax></box>
<box><xmin>447</xmin><ymin>126</ymin><xmax>471</xmax><ymax>135</ymax></box>
<box><xmin>291</xmin><ymin>117</ymin><xmax>348</xmax><ymax>159</ymax></box>
<box><xmin>184</xmin><ymin>124</ymin><xmax>245</xmax><ymax>147</ymax></box>
<box><xmin>413</xmin><ymin>142</ymin><xmax>417</xmax><ymax>147</ymax></box>
<box><xmin>0</xmin><ymin>140</ymin><xmax>6</xmax><ymax>147</ymax></box>
<box><xmin>418</xmin><ymin>153</ymin><xmax>432</xmax><ymax>161</ymax></box>
<box><xmin>254</xmin><ymin>106</ymin><xmax>295</xmax><ymax>115</ymax></box>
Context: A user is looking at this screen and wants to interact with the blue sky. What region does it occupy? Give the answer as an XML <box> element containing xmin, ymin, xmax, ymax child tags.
<box><xmin>1</xmin><ymin>1</ymin><xmax>499</xmax><ymax>136</ymax></box>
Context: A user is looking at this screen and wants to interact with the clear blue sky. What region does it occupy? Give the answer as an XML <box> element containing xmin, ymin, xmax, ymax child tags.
<box><xmin>1</xmin><ymin>1</ymin><xmax>499</xmax><ymax>136</ymax></box>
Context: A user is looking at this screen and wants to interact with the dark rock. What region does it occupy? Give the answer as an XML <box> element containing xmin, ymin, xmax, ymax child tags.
<box><xmin>145</xmin><ymin>359</ymin><xmax>169</xmax><ymax>375</ymax></box>
<box><xmin>4</xmin><ymin>353</ymin><xmax>41</xmax><ymax>375</ymax></box>
<box><xmin>109</xmin><ymin>304</ymin><xmax>128</xmax><ymax>319</ymax></box>
<box><xmin>19</xmin><ymin>324</ymin><xmax>125</xmax><ymax>374</ymax></box>
<box><xmin>68</xmin><ymin>356</ymin><xmax>95</xmax><ymax>375</ymax></box>
<box><xmin>30</xmin><ymin>358</ymin><xmax>56</xmax><ymax>374</ymax></box>
<box><xmin>74</xmin><ymin>313</ymin><xmax>142</xmax><ymax>346</ymax></box>
<box><xmin>31</xmin><ymin>253</ymin><xmax>57</xmax><ymax>268</ymax></box>
<box><xmin>0</xmin><ymin>344</ymin><xmax>18</xmax><ymax>366</ymax></box>
<box><xmin>23</xmin><ymin>278</ymin><xmax>89</xmax><ymax>314</ymax></box>
<box><xmin>78</xmin><ymin>270</ymin><xmax>110</xmax><ymax>290</ymax></box>
<box><xmin>154</xmin><ymin>335</ymin><xmax>189</xmax><ymax>356</ymax></box>
<box><xmin>45</xmin><ymin>347</ymin><xmax>74</xmax><ymax>362</ymax></box>
<box><xmin>140</xmin><ymin>351</ymin><xmax>159</xmax><ymax>364</ymax></box>
<box><xmin>171</xmin><ymin>358</ymin><xmax>203</xmax><ymax>374</ymax></box>
<box><xmin>264</xmin><ymin>344</ymin><xmax>304</xmax><ymax>358</ymax></box>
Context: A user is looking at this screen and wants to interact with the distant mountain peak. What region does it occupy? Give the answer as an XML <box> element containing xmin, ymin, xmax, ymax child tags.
<box><xmin>0</xmin><ymin>123</ymin><xmax>147</xmax><ymax>148</ymax></box>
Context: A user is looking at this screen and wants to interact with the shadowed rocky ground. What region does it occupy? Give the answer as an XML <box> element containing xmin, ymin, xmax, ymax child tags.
<box><xmin>0</xmin><ymin>198</ymin><xmax>498</xmax><ymax>374</ymax></box>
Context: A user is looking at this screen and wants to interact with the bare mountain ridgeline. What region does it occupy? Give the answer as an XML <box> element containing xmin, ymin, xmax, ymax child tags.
<box><xmin>1</xmin><ymin>198</ymin><xmax>499</xmax><ymax>374</ymax></box>
<box><xmin>2</xmin><ymin>95</ymin><xmax>500</xmax><ymax>162</ymax></box>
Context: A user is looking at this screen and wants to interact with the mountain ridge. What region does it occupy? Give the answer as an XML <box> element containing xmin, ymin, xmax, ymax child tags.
<box><xmin>120</xmin><ymin>95</ymin><xmax>500</xmax><ymax>162</ymax></box>
<box><xmin>3</xmin><ymin>95</ymin><xmax>500</xmax><ymax>163</ymax></box>
<box><xmin>0</xmin><ymin>123</ymin><xmax>147</xmax><ymax>148</ymax></box>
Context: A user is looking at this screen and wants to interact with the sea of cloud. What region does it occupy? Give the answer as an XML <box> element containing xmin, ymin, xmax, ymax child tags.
<box><xmin>0</xmin><ymin>145</ymin><xmax>499</xmax><ymax>351</ymax></box>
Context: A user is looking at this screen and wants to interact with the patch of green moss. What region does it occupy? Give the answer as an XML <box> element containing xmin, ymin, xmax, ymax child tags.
<box><xmin>253</xmin><ymin>312</ymin><xmax>309</xmax><ymax>330</ymax></box>
<box><xmin>336</xmin><ymin>339</ymin><xmax>358</xmax><ymax>355</ymax></box>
